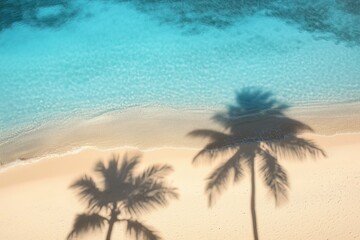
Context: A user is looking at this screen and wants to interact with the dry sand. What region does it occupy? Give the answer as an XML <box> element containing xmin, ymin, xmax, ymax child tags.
<box><xmin>0</xmin><ymin>133</ymin><xmax>359</xmax><ymax>240</ymax></box>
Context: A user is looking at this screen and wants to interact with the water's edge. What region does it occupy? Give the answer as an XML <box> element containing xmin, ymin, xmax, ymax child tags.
<box><xmin>1</xmin><ymin>101</ymin><xmax>359</xmax><ymax>166</ymax></box>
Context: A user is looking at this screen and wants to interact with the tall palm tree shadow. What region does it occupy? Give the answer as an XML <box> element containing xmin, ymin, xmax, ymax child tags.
<box><xmin>188</xmin><ymin>88</ymin><xmax>326</xmax><ymax>240</ymax></box>
<box><xmin>67</xmin><ymin>153</ymin><xmax>178</xmax><ymax>240</ymax></box>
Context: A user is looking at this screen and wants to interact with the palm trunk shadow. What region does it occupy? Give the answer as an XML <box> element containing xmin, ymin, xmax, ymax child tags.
<box><xmin>188</xmin><ymin>87</ymin><xmax>326</xmax><ymax>240</ymax></box>
<box><xmin>67</xmin><ymin>153</ymin><xmax>178</xmax><ymax>240</ymax></box>
<box><xmin>250</xmin><ymin>159</ymin><xmax>259</xmax><ymax>240</ymax></box>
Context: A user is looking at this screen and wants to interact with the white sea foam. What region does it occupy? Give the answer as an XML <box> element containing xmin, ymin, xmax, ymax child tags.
<box><xmin>0</xmin><ymin>144</ymin><xmax>201</xmax><ymax>173</ymax></box>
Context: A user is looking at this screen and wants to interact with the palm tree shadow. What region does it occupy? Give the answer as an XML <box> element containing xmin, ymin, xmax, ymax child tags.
<box><xmin>188</xmin><ymin>87</ymin><xmax>326</xmax><ymax>240</ymax></box>
<box><xmin>67</xmin><ymin>153</ymin><xmax>178</xmax><ymax>240</ymax></box>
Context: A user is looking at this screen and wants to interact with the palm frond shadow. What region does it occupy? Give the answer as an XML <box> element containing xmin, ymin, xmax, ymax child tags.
<box><xmin>188</xmin><ymin>87</ymin><xmax>326</xmax><ymax>240</ymax></box>
<box><xmin>67</xmin><ymin>153</ymin><xmax>178</xmax><ymax>240</ymax></box>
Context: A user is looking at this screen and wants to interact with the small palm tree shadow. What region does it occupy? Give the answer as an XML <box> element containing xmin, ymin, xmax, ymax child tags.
<box><xmin>188</xmin><ymin>87</ymin><xmax>326</xmax><ymax>240</ymax></box>
<box><xmin>67</xmin><ymin>153</ymin><xmax>178</xmax><ymax>240</ymax></box>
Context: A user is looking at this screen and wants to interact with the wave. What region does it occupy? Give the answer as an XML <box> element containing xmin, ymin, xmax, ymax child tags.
<box><xmin>0</xmin><ymin>144</ymin><xmax>201</xmax><ymax>173</ymax></box>
<box><xmin>2</xmin><ymin>128</ymin><xmax>360</xmax><ymax>173</ymax></box>
<box><xmin>1</xmin><ymin>101</ymin><xmax>359</xmax><ymax>164</ymax></box>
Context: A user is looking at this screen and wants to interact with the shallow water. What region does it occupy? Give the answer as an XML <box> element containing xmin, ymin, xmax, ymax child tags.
<box><xmin>1</xmin><ymin>0</ymin><xmax>360</xmax><ymax>162</ymax></box>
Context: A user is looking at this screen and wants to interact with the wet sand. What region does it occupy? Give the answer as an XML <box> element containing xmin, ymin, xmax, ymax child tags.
<box><xmin>1</xmin><ymin>102</ymin><xmax>360</xmax><ymax>164</ymax></box>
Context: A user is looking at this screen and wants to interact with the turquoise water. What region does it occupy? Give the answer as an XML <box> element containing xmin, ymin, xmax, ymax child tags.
<box><xmin>1</xmin><ymin>0</ymin><xmax>360</xmax><ymax>144</ymax></box>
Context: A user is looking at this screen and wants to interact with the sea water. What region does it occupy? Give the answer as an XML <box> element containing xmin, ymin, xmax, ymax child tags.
<box><xmin>1</xmin><ymin>0</ymin><xmax>360</xmax><ymax>155</ymax></box>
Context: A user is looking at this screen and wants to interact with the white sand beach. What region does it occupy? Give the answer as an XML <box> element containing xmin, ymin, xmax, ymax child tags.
<box><xmin>0</xmin><ymin>133</ymin><xmax>359</xmax><ymax>240</ymax></box>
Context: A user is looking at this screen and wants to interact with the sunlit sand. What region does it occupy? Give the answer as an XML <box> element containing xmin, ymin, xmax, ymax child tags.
<box><xmin>0</xmin><ymin>133</ymin><xmax>359</xmax><ymax>239</ymax></box>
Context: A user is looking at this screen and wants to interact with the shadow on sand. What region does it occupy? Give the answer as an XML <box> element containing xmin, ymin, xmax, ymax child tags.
<box><xmin>67</xmin><ymin>153</ymin><xmax>178</xmax><ymax>240</ymax></box>
<box><xmin>188</xmin><ymin>87</ymin><xmax>326</xmax><ymax>240</ymax></box>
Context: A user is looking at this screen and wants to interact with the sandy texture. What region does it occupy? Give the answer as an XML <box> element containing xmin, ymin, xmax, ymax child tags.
<box><xmin>1</xmin><ymin>103</ymin><xmax>360</xmax><ymax>164</ymax></box>
<box><xmin>0</xmin><ymin>133</ymin><xmax>359</xmax><ymax>240</ymax></box>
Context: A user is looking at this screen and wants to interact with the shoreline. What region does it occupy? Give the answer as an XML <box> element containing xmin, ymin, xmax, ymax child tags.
<box><xmin>1</xmin><ymin>101</ymin><xmax>360</xmax><ymax>165</ymax></box>
<box><xmin>1</xmin><ymin>130</ymin><xmax>360</xmax><ymax>174</ymax></box>
<box><xmin>0</xmin><ymin>145</ymin><xmax>200</xmax><ymax>173</ymax></box>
